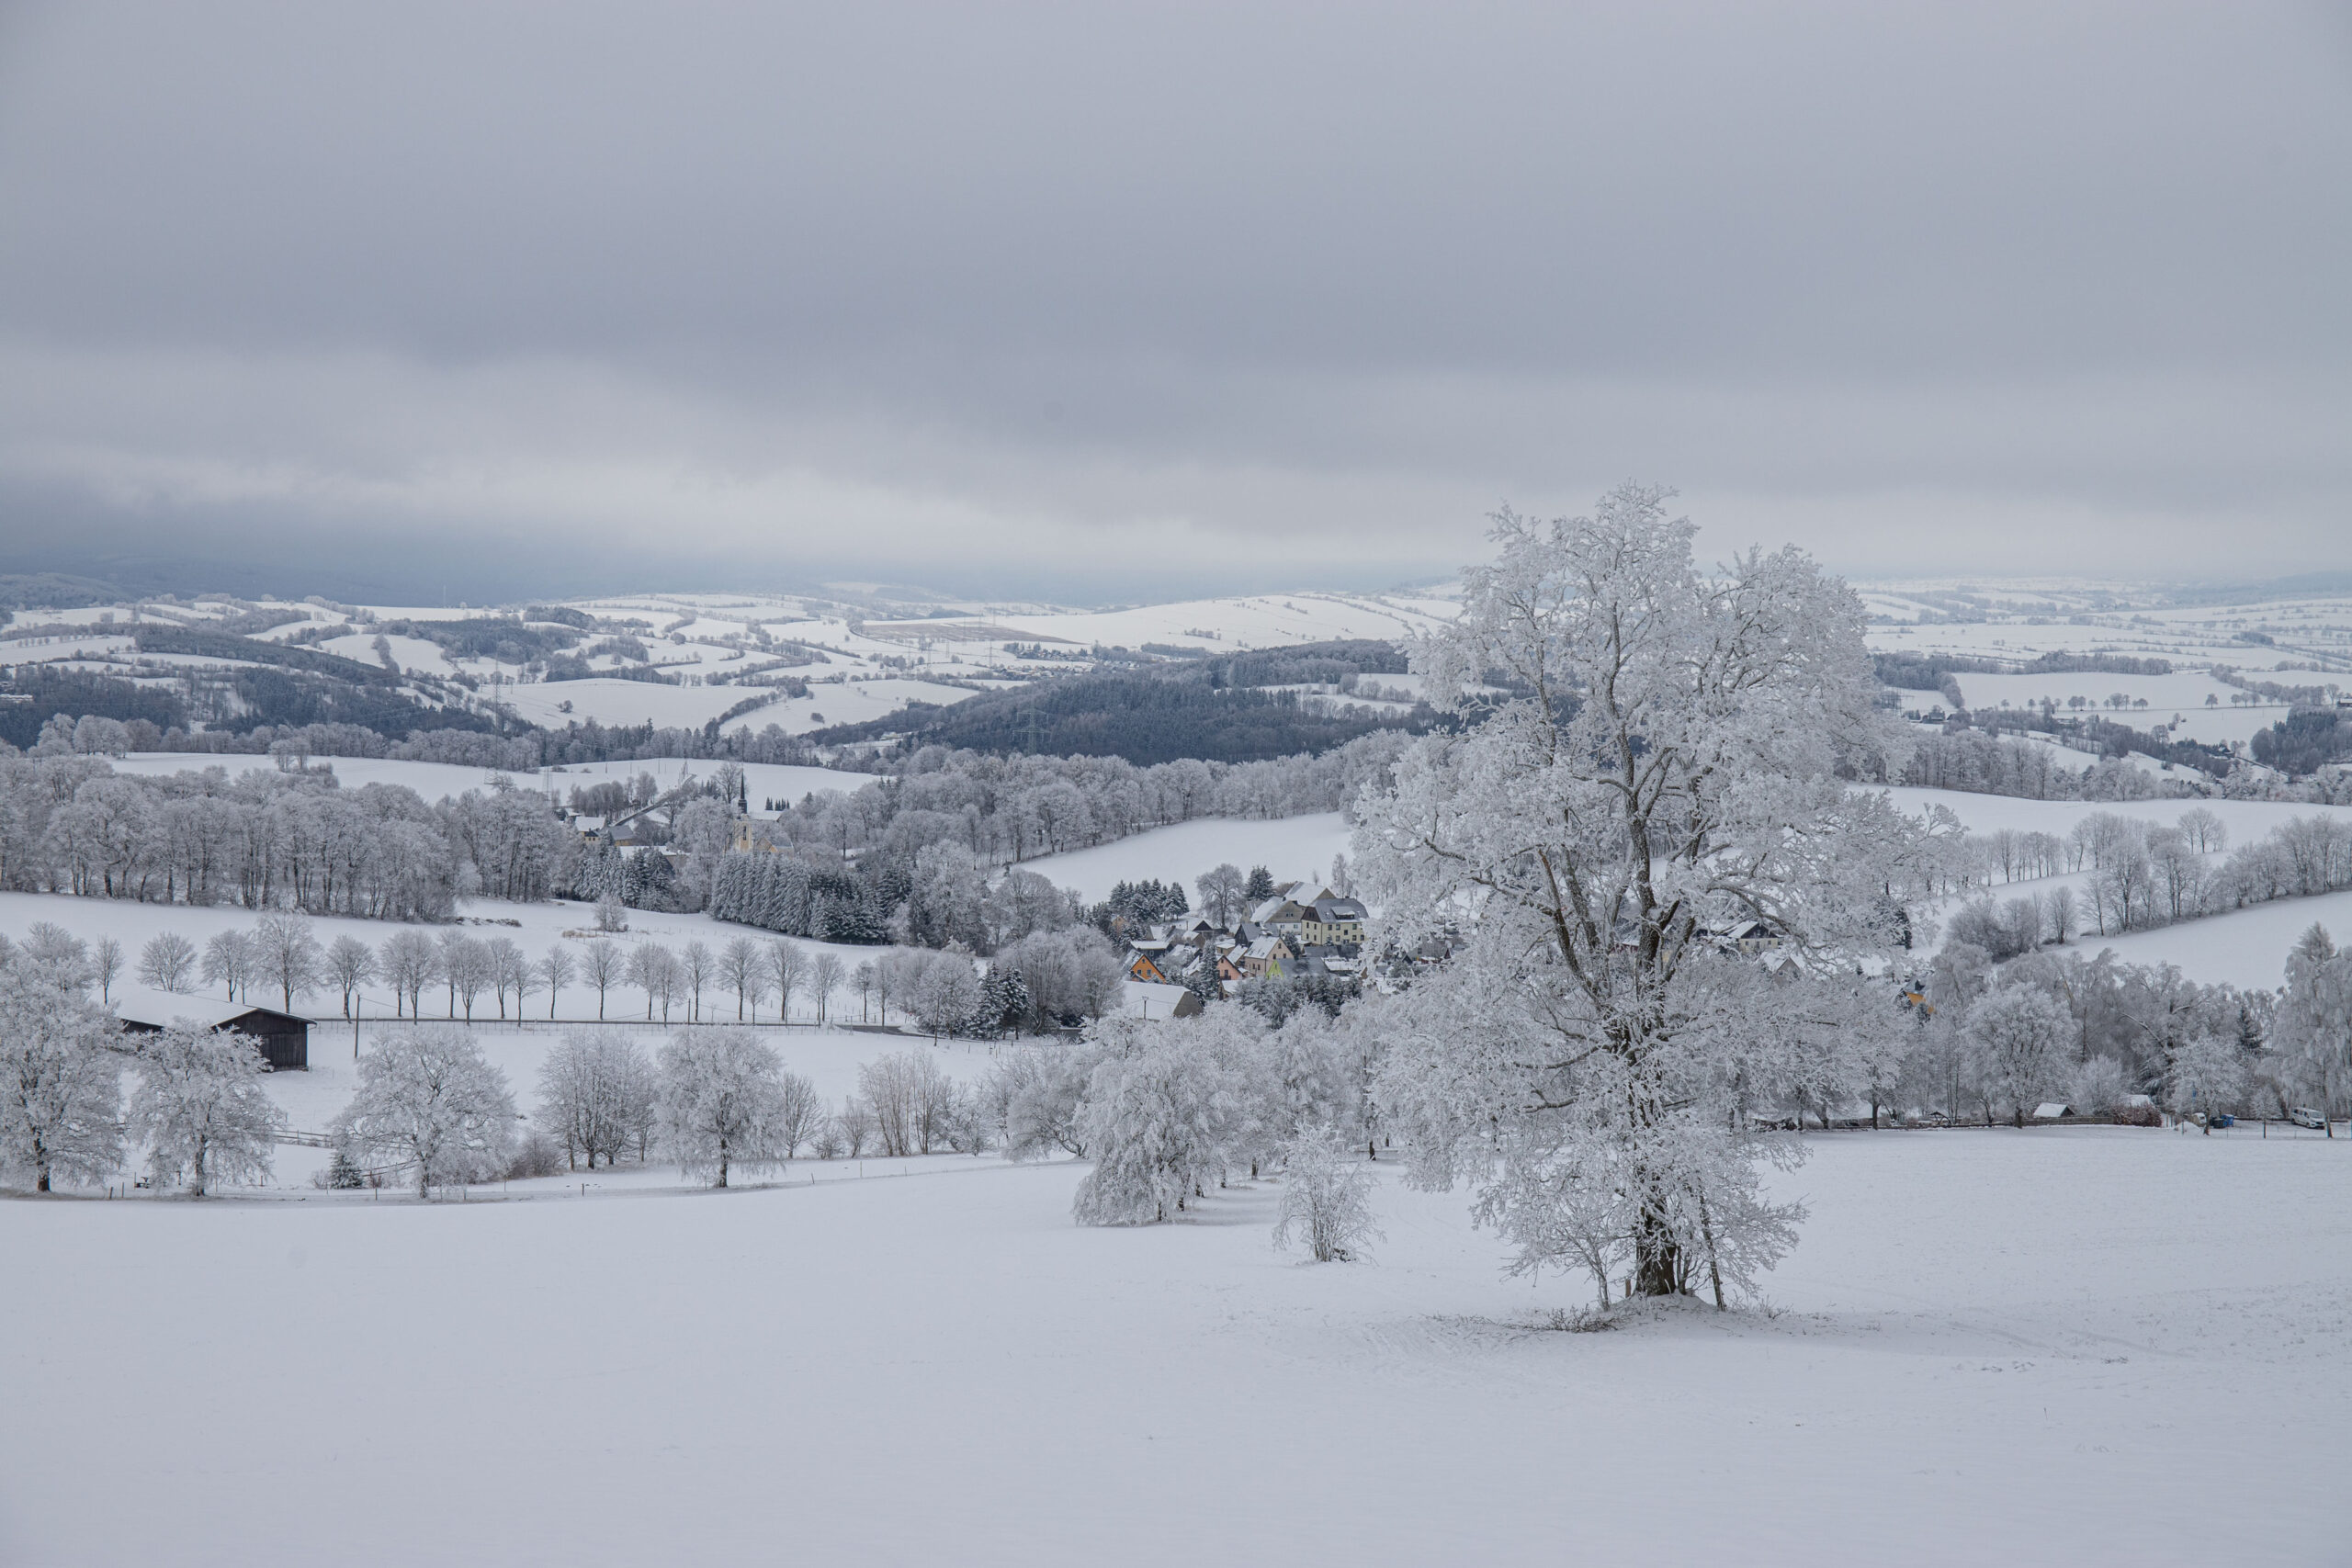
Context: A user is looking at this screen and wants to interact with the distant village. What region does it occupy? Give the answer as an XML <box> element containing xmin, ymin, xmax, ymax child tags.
<box><xmin>1111</xmin><ymin>875</ymin><xmax>1372</xmax><ymax>1019</ymax></box>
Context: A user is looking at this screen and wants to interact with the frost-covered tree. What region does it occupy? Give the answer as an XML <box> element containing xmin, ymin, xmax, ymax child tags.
<box><xmin>325</xmin><ymin>936</ymin><xmax>377</xmax><ymax>1020</ymax></box>
<box><xmin>626</xmin><ymin>942</ymin><xmax>673</xmax><ymax>1021</ymax></box>
<box><xmin>537</xmin><ymin>1031</ymin><xmax>656</xmax><ymax>1170</ymax></box>
<box><xmin>681</xmin><ymin>940</ymin><xmax>715</xmax><ymax>1023</ymax></box>
<box><xmin>446</xmin><ymin>935</ymin><xmax>492</xmax><ymax>1021</ymax></box>
<box><xmin>139</xmin><ymin>931</ymin><xmax>199</xmax><ymax>994</ymax></box>
<box><xmin>254</xmin><ymin>911</ymin><xmax>325</xmax><ymax>1012</ymax></box>
<box><xmin>379</xmin><ymin>929</ymin><xmax>438</xmax><ymax>1018</ymax></box>
<box><xmin>764</xmin><ymin>938</ymin><xmax>807</xmax><ymax>1024</ymax></box>
<box><xmin>1194</xmin><ymin>863</ymin><xmax>1246</xmax><ymax>927</ymax></box>
<box><xmin>658</xmin><ymin>1029</ymin><xmax>791</xmax><ymax>1187</ymax></box>
<box><xmin>581</xmin><ymin>939</ymin><xmax>622</xmax><ymax>1020</ymax></box>
<box><xmin>1360</xmin><ymin>485</ymin><xmax>1925</xmax><ymax>1303</ymax></box>
<box><xmin>330</xmin><ymin>1025</ymin><xmax>517</xmax><ymax>1197</ymax></box>
<box><xmin>809</xmin><ymin>952</ymin><xmax>845</xmax><ymax>1024</ymax></box>
<box><xmin>989</xmin><ymin>1043</ymin><xmax>1100</xmax><ymax>1159</ymax></box>
<box><xmin>2068</xmin><ymin>1054</ymin><xmax>2131</xmax><ymax>1117</ymax></box>
<box><xmin>772</xmin><ymin>1068</ymin><xmax>828</xmax><ymax>1156</ymax></box>
<box><xmin>2273</xmin><ymin>923</ymin><xmax>2350</xmax><ymax>1133</ymax></box>
<box><xmin>857</xmin><ymin>1050</ymin><xmax>964</xmax><ymax>1156</ymax></box>
<box><xmin>720</xmin><ymin>935</ymin><xmax>763</xmax><ymax>1020</ymax></box>
<box><xmin>483</xmin><ymin>936</ymin><xmax>528</xmax><ymax>1020</ymax></box>
<box><xmin>1964</xmin><ymin>986</ymin><xmax>2074</xmax><ymax>1126</ymax></box>
<box><xmin>24</xmin><ymin>923</ymin><xmax>89</xmax><ymax>985</ymax></box>
<box><xmin>0</xmin><ymin>953</ymin><xmax>123</xmax><ymax>1191</ymax></box>
<box><xmin>1272</xmin><ymin>1125</ymin><xmax>1383</xmax><ymax>1263</ymax></box>
<box><xmin>911</xmin><ymin>953</ymin><xmax>983</xmax><ymax>1037</ymax></box>
<box><xmin>1070</xmin><ymin>1024</ymin><xmax>1233</xmax><ymax>1224</ymax></box>
<box><xmin>2165</xmin><ymin>1031</ymin><xmax>2248</xmax><ymax>1122</ymax></box>
<box><xmin>129</xmin><ymin>1023</ymin><xmax>284</xmax><ymax>1195</ymax></box>
<box><xmin>537</xmin><ymin>942</ymin><xmax>575</xmax><ymax>1021</ymax></box>
<box><xmin>92</xmin><ymin>936</ymin><xmax>124</xmax><ymax>1004</ymax></box>
<box><xmin>201</xmin><ymin>929</ymin><xmax>254</xmax><ymax>1002</ymax></box>
<box><xmin>836</xmin><ymin>1093</ymin><xmax>876</xmax><ymax>1156</ymax></box>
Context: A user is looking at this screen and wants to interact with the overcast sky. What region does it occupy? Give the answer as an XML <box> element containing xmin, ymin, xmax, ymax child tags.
<box><xmin>1</xmin><ymin>2</ymin><xmax>2347</xmax><ymax>604</ymax></box>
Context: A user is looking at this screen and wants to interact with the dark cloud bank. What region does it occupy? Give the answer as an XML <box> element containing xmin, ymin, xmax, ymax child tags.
<box><xmin>1</xmin><ymin>2</ymin><xmax>2346</xmax><ymax>603</ymax></box>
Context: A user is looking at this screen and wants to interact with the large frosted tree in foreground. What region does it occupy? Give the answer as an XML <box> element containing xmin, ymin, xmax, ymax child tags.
<box><xmin>1361</xmin><ymin>485</ymin><xmax>1925</xmax><ymax>1306</ymax></box>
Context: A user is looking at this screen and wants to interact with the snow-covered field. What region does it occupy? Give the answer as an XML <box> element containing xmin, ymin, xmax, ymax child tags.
<box><xmin>2086</xmin><ymin>891</ymin><xmax>2352</xmax><ymax>990</ymax></box>
<box><xmin>1877</xmin><ymin>787</ymin><xmax>2352</xmax><ymax>987</ymax></box>
<box><xmin>861</xmin><ymin>590</ymin><xmax>1458</xmax><ymax>656</ymax></box>
<box><xmin>1947</xmin><ymin>670</ymin><xmax>2243</xmax><ymax>714</ymax></box>
<box><xmin>493</xmin><ymin>676</ymin><xmax>775</xmax><ymax>729</ymax></box>
<box><xmin>2</xmin><ymin>1126</ymin><xmax>2343</xmax><ymax>1566</ymax></box>
<box><xmin>1881</xmin><ymin>786</ymin><xmax>2352</xmax><ymax>843</ymax></box>
<box><xmin>1021</xmin><ymin>813</ymin><xmax>1357</xmax><ymax>904</ymax></box>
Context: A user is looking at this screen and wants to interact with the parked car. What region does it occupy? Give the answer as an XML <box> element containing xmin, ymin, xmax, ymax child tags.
<box><xmin>2288</xmin><ymin>1107</ymin><xmax>2329</xmax><ymax>1131</ymax></box>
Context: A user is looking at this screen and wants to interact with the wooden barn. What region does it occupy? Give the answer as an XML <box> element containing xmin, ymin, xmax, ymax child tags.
<box><xmin>113</xmin><ymin>986</ymin><xmax>313</xmax><ymax>1071</ymax></box>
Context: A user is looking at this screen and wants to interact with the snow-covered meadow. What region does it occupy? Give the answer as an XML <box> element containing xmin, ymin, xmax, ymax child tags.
<box><xmin>1022</xmin><ymin>812</ymin><xmax>1357</xmax><ymax>904</ymax></box>
<box><xmin>1</xmin><ymin>1125</ymin><xmax>2344</xmax><ymax>1567</ymax></box>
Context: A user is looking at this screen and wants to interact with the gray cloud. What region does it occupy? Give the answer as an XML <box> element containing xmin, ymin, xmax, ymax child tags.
<box><xmin>1</xmin><ymin>1</ymin><xmax>2346</xmax><ymax>600</ymax></box>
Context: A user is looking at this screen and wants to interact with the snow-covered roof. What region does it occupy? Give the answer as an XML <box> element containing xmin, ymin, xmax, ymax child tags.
<box><xmin>110</xmin><ymin>983</ymin><xmax>312</xmax><ymax>1031</ymax></box>
<box><xmin>1123</xmin><ymin>980</ymin><xmax>1197</xmax><ymax>1020</ymax></box>
<box><xmin>2032</xmin><ymin>1102</ymin><xmax>2072</xmax><ymax>1120</ymax></box>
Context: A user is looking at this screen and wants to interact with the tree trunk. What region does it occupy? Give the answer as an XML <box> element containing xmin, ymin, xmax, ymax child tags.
<box><xmin>1634</xmin><ymin>1205</ymin><xmax>1682</xmax><ymax>1297</ymax></box>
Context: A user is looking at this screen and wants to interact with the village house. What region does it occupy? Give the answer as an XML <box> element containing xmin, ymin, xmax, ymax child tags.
<box><xmin>1299</xmin><ymin>893</ymin><xmax>1367</xmax><ymax>946</ymax></box>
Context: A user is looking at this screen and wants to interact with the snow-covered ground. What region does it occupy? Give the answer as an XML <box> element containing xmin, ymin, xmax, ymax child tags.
<box><xmin>861</xmin><ymin>590</ymin><xmax>1458</xmax><ymax>656</ymax></box>
<box><xmin>1021</xmin><ymin>813</ymin><xmax>1357</xmax><ymax>904</ymax></box>
<box><xmin>1879</xmin><ymin>786</ymin><xmax>2352</xmax><ymax>843</ymax></box>
<box><xmin>492</xmin><ymin>676</ymin><xmax>787</xmax><ymax>730</ymax></box>
<box><xmin>2</xmin><ymin>1126</ymin><xmax>2343</xmax><ymax>1566</ymax></box>
<box><xmin>2083</xmin><ymin>891</ymin><xmax>2352</xmax><ymax>990</ymax></box>
<box><xmin>1947</xmin><ymin>670</ymin><xmax>2243</xmax><ymax>714</ymax></box>
<box><xmin>1878</xmin><ymin>787</ymin><xmax>2352</xmax><ymax>986</ymax></box>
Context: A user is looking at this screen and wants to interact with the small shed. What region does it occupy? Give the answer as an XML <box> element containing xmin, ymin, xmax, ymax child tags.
<box><xmin>2031</xmin><ymin>1101</ymin><xmax>2073</xmax><ymax>1122</ymax></box>
<box><xmin>114</xmin><ymin>986</ymin><xmax>313</xmax><ymax>1071</ymax></box>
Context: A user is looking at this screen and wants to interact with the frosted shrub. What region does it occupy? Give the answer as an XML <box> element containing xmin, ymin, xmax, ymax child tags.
<box><xmin>503</xmin><ymin>1130</ymin><xmax>567</xmax><ymax>1180</ymax></box>
<box><xmin>2067</xmin><ymin>1055</ymin><xmax>2130</xmax><ymax>1116</ymax></box>
<box><xmin>1272</xmin><ymin>1127</ymin><xmax>1382</xmax><ymax>1263</ymax></box>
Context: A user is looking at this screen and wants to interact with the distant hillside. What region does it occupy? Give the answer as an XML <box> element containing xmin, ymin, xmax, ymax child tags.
<box><xmin>811</xmin><ymin>638</ymin><xmax>1427</xmax><ymax>764</ymax></box>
